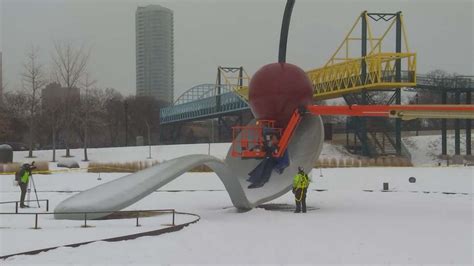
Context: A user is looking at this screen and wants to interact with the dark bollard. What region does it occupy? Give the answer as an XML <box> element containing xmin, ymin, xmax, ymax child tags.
<box><xmin>172</xmin><ymin>210</ymin><xmax>175</xmax><ymax>226</ymax></box>
<box><xmin>0</xmin><ymin>144</ymin><xmax>13</xmax><ymax>163</ymax></box>
<box><xmin>383</xmin><ymin>182</ymin><xmax>389</xmax><ymax>191</ymax></box>
<box><xmin>34</xmin><ymin>214</ymin><xmax>39</xmax><ymax>229</ymax></box>
<box><xmin>82</xmin><ymin>213</ymin><xmax>88</xmax><ymax>228</ymax></box>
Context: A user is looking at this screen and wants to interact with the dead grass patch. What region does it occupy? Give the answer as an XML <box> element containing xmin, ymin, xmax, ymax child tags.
<box><xmin>88</xmin><ymin>161</ymin><xmax>160</xmax><ymax>173</ymax></box>
<box><xmin>315</xmin><ymin>157</ymin><xmax>412</xmax><ymax>168</ymax></box>
<box><xmin>189</xmin><ymin>165</ymin><xmax>212</xmax><ymax>172</ymax></box>
<box><xmin>88</xmin><ymin>161</ymin><xmax>213</xmax><ymax>173</ymax></box>
<box><xmin>0</xmin><ymin>161</ymin><xmax>49</xmax><ymax>174</ymax></box>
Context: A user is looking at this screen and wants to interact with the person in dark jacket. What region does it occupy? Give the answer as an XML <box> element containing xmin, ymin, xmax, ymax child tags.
<box><xmin>17</xmin><ymin>163</ymin><xmax>33</xmax><ymax>208</ymax></box>
<box><xmin>246</xmin><ymin>132</ymin><xmax>280</xmax><ymax>189</ymax></box>
<box><xmin>292</xmin><ymin>166</ymin><xmax>310</xmax><ymax>213</ymax></box>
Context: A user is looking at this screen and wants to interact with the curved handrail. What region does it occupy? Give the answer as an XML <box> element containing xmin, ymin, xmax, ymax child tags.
<box><xmin>0</xmin><ymin>199</ymin><xmax>50</xmax><ymax>213</ymax></box>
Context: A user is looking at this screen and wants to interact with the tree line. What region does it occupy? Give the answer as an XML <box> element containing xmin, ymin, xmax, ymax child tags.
<box><xmin>0</xmin><ymin>42</ymin><xmax>166</xmax><ymax>161</ymax></box>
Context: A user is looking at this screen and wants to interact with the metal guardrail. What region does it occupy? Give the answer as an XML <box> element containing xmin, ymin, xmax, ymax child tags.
<box><xmin>0</xmin><ymin>199</ymin><xmax>49</xmax><ymax>214</ymax></box>
<box><xmin>415</xmin><ymin>75</ymin><xmax>474</xmax><ymax>91</ymax></box>
<box><xmin>0</xmin><ymin>209</ymin><xmax>177</xmax><ymax>230</ymax></box>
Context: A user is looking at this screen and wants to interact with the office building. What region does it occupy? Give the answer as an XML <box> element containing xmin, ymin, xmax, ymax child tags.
<box><xmin>41</xmin><ymin>82</ymin><xmax>80</xmax><ymax>108</ymax></box>
<box><xmin>0</xmin><ymin>52</ymin><xmax>3</xmax><ymax>102</ymax></box>
<box><xmin>136</xmin><ymin>5</ymin><xmax>174</xmax><ymax>104</ymax></box>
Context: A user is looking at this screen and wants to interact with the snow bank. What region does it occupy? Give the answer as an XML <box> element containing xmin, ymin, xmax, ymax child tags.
<box><xmin>403</xmin><ymin>134</ymin><xmax>471</xmax><ymax>166</ymax></box>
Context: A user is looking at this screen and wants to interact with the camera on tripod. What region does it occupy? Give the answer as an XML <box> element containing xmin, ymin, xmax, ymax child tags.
<box><xmin>25</xmin><ymin>161</ymin><xmax>37</xmax><ymax>172</ymax></box>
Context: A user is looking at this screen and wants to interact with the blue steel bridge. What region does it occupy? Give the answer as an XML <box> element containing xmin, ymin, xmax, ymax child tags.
<box><xmin>160</xmin><ymin>83</ymin><xmax>250</xmax><ymax>125</ymax></box>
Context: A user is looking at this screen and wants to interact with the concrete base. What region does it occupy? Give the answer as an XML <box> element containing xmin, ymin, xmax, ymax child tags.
<box><xmin>451</xmin><ymin>155</ymin><xmax>464</xmax><ymax>165</ymax></box>
<box><xmin>463</xmin><ymin>155</ymin><xmax>474</xmax><ymax>161</ymax></box>
<box><xmin>438</xmin><ymin>154</ymin><xmax>449</xmax><ymax>160</ymax></box>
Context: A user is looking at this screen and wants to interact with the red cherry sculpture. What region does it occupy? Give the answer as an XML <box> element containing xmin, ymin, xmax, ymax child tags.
<box><xmin>248</xmin><ymin>62</ymin><xmax>313</xmax><ymax>127</ymax></box>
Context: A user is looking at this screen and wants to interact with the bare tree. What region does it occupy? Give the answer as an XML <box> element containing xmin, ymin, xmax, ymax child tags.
<box><xmin>0</xmin><ymin>80</ymin><xmax>6</xmax><ymax>103</ymax></box>
<box><xmin>1</xmin><ymin>91</ymin><xmax>30</xmax><ymax>144</ymax></box>
<box><xmin>127</xmin><ymin>96</ymin><xmax>163</xmax><ymax>155</ymax></box>
<box><xmin>103</xmin><ymin>89</ymin><xmax>124</xmax><ymax>146</ymax></box>
<box><xmin>2</xmin><ymin>91</ymin><xmax>29</xmax><ymax>118</ymax></box>
<box><xmin>426</xmin><ymin>69</ymin><xmax>452</xmax><ymax>87</ymax></box>
<box><xmin>51</xmin><ymin>41</ymin><xmax>91</xmax><ymax>157</ymax></box>
<box><xmin>0</xmin><ymin>106</ymin><xmax>12</xmax><ymax>140</ymax></box>
<box><xmin>21</xmin><ymin>46</ymin><xmax>46</xmax><ymax>158</ymax></box>
<box><xmin>43</xmin><ymin>98</ymin><xmax>63</xmax><ymax>162</ymax></box>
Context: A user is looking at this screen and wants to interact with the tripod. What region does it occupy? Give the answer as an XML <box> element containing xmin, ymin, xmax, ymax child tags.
<box><xmin>26</xmin><ymin>174</ymin><xmax>41</xmax><ymax>208</ymax></box>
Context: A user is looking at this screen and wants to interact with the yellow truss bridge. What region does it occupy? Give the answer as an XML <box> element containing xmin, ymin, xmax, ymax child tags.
<box><xmin>222</xmin><ymin>11</ymin><xmax>416</xmax><ymax>102</ymax></box>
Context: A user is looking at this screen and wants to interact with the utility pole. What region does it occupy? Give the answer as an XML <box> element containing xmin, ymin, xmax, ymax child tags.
<box><xmin>124</xmin><ymin>100</ymin><xmax>129</xmax><ymax>146</ymax></box>
<box><xmin>415</xmin><ymin>93</ymin><xmax>419</xmax><ymax>136</ymax></box>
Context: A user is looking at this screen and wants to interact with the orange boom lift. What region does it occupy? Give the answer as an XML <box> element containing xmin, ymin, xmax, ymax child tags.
<box><xmin>231</xmin><ymin>104</ymin><xmax>474</xmax><ymax>159</ymax></box>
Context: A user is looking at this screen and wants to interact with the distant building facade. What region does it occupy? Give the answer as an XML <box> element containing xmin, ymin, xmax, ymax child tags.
<box><xmin>136</xmin><ymin>5</ymin><xmax>174</xmax><ymax>104</ymax></box>
<box><xmin>41</xmin><ymin>82</ymin><xmax>80</xmax><ymax>108</ymax></box>
<box><xmin>0</xmin><ymin>52</ymin><xmax>3</xmax><ymax>102</ymax></box>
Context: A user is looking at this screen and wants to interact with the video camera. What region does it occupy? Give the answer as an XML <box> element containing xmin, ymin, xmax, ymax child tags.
<box><xmin>23</xmin><ymin>161</ymin><xmax>37</xmax><ymax>171</ymax></box>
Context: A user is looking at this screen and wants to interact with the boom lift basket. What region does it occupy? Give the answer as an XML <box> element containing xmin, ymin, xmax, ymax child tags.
<box><xmin>231</xmin><ymin>120</ymin><xmax>282</xmax><ymax>158</ymax></box>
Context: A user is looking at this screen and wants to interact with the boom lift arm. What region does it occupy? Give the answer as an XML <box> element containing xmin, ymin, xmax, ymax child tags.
<box><xmin>306</xmin><ymin>105</ymin><xmax>474</xmax><ymax>120</ymax></box>
<box><xmin>232</xmin><ymin>104</ymin><xmax>474</xmax><ymax>159</ymax></box>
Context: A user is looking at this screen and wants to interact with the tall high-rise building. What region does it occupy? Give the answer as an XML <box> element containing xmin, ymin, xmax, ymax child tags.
<box><xmin>136</xmin><ymin>5</ymin><xmax>174</xmax><ymax>104</ymax></box>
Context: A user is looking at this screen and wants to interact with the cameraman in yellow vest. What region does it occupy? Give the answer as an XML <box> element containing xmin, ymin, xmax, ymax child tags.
<box><xmin>16</xmin><ymin>163</ymin><xmax>34</xmax><ymax>208</ymax></box>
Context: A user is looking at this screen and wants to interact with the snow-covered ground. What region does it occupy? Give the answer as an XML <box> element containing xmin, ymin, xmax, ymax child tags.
<box><xmin>1</xmin><ymin>136</ymin><xmax>472</xmax><ymax>264</ymax></box>
<box><xmin>1</xmin><ymin>167</ymin><xmax>472</xmax><ymax>264</ymax></box>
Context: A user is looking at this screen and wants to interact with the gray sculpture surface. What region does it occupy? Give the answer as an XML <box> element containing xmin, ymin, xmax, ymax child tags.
<box><xmin>54</xmin><ymin>115</ymin><xmax>324</xmax><ymax>220</ymax></box>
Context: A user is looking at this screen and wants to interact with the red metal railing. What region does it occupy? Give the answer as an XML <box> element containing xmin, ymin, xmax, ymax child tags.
<box><xmin>231</xmin><ymin>120</ymin><xmax>282</xmax><ymax>158</ymax></box>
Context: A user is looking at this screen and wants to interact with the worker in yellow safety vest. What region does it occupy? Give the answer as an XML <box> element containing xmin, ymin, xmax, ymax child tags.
<box><xmin>16</xmin><ymin>163</ymin><xmax>33</xmax><ymax>208</ymax></box>
<box><xmin>292</xmin><ymin>166</ymin><xmax>310</xmax><ymax>213</ymax></box>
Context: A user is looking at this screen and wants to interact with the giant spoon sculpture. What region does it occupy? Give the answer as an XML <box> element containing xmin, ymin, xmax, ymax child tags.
<box><xmin>55</xmin><ymin>0</ymin><xmax>324</xmax><ymax>220</ymax></box>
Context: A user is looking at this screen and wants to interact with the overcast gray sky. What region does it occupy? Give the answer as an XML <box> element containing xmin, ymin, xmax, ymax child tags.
<box><xmin>1</xmin><ymin>0</ymin><xmax>473</xmax><ymax>99</ymax></box>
